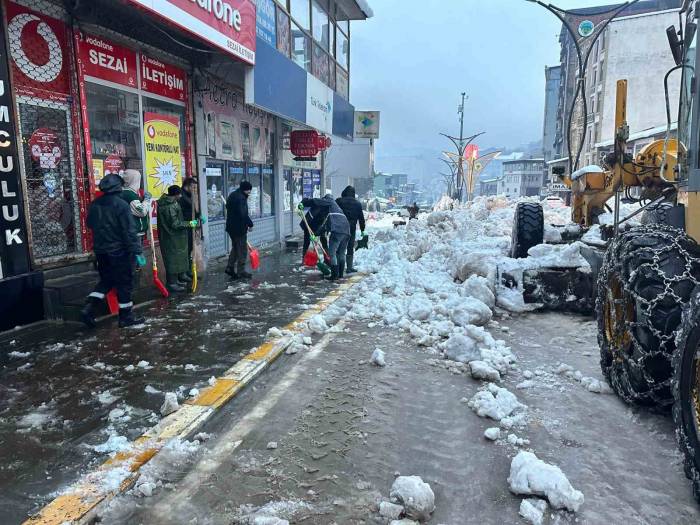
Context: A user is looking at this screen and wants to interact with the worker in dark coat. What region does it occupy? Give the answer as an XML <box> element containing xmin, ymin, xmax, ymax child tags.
<box><xmin>157</xmin><ymin>186</ymin><xmax>198</xmax><ymax>292</ymax></box>
<box><xmin>335</xmin><ymin>185</ymin><xmax>366</xmax><ymax>273</ymax></box>
<box><xmin>226</xmin><ymin>180</ymin><xmax>254</xmax><ymax>279</ymax></box>
<box><xmin>81</xmin><ymin>173</ymin><xmax>146</xmax><ymax>328</ymax></box>
<box><xmin>301</xmin><ymin>191</ymin><xmax>350</xmax><ymax>280</ymax></box>
<box><xmin>300</xmin><ymin>207</ymin><xmax>330</xmax><ymax>265</ymax></box>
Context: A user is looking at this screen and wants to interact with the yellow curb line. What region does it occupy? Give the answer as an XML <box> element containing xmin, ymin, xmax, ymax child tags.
<box><xmin>23</xmin><ymin>275</ymin><xmax>364</xmax><ymax>525</ymax></box>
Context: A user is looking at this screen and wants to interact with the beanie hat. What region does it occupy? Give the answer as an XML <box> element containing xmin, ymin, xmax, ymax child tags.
<box><xmin>167</xmin><ymin>185</ymin><xmax>182</xmax><ymax>196</ymax></box>
<box><xmin>240</xmin><ymin>180</ymin><xmax>253</xmax><ymax>191</ymax></box>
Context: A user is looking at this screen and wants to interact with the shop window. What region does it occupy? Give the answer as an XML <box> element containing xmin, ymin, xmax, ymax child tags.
<box><xmin>18</xmin><ymin>100</ymin><xmax>80</xmax><ymax>259</ymax></box>
<box><xmin>283</xmin><ymin>167</ymin><xmax>292</xmax><ymax>212</ymax></box>
<box><xmin>266</xmin><ymin>129</ymin><xmax>275</xmax><ymax>165</ymax></box>
<box><xmin>292</xmin><ymin>24</ymin><xmax>312</xmax><ymax>72</ymax></box>
<box><xmin>247</xmin><ymin>164</ymin><xmax>262</xmax><ymax>218</ymax></box>
<box><xmin>86</xmin><ymin>83</ymin><xmax>142</xmax><ymax>178</ymax></box>
<box><xmin>290</xmin><ymin>0</ymin><xmax>310</xmax><ymax>30</ymax></box>
<box><xmin>205</xmin><ymin>164</ymin><xmax>225</xmax><ymax>221</ymax></box>
<box><xmin>336</xmin><ymin>30</ymin><xmax>349</xmax><ymax>70</ymax></box>
<box><xmin>312</xmin><ymin>0</ymin><xmax>329</xmax><ymax>51</ymax></box>
<box><xmin>228</xmin><ymin>162</ymin><xmax>245</xmax><ymax>196</ymax></box>
<box><xmin>313</xmin><ymin>44</ymin><xmax>330</xmax><ymax>85</ymax></box>
<box><xmin>276</xmin><ymin>7</ymin><xmax>291</xmax><ymax>58</ymax></box>
<box><xmin>292</xmin><ymin>168</ymin><xmax>304</xmax><ymax>208</ymax></box>
<box><xmin>262</xmin><ymin>165</ymin><xmax>275</xmax><ymax>216</ymax></box>
<box><xmin>336</xmin><ymin>65</ymin><xmax>349</xmax><ymax>99</ymax></box>
<box><xmin>252</xmin><ymin>126</ymin><xmax>264</xmax><ymax>163</ymax></box>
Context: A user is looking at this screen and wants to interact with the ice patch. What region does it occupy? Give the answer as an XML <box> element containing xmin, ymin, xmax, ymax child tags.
<box><xmin>508</xmin><ymin>451</ymin><xmax>584</xmax><ymax>512</ymax></box>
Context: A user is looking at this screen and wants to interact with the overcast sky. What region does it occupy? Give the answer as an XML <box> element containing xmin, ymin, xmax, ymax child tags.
<box><xmin>350</xmin><ymin>0</ymin><xmax>605</xmax><ymax>173</ymax></box>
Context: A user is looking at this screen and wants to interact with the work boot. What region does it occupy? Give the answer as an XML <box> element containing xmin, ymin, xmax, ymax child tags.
<box><xmin>346</xmin><ymin>255</ymin><xmax>356</xmax><ymax>274</ymax></box>
<box><xmin>225</xmin><ymin>267</ymin><xmax>238</xmax><ymax>279</ymax></box>
<box><xmin>338</xmin><ymin>261</ymin><xmax>345</xmax><ymax>279</ymax></box>
<box><xmin>178</xmin><ymin>272</ymin><xmax>193</xmax><ymax>283</ymax></box>
<box><xmin>166</xmin><ymin>275</ymin><xmax>186</xmax><ymax>292</ymax></box>
<box><xmin>80</xmin><ymin>297</ymin><xmax>101</xmax><ymax>329</ymax></box>
<box><xmin>118</xmin><ymin>307</ymin><xmax>145</xmax><ymax>328</ymax></box>
<box><xmin>330</xmin><ymin>265</ymin><xmax>339</xmax><ymax>281</ymax></box>
<box><xmin>238</xmin><ymin>270</ymin><xmax>253</xmax><ymax>279</ymax></box>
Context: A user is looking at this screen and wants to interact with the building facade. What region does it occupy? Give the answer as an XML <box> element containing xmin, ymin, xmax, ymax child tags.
<box><xmin>324</xmin><ymin>137</ymin><xmax>374</xmax><ymax>197</ymax></box>
<box><xmin>0</xmin><ymin>0</ymin><xmax>372</xmax><ymax>331</ymax></box>
<box><xmin>500</xmin><ymin>159</ymin><xmax>545</xmax><ymax>199</ymax></box>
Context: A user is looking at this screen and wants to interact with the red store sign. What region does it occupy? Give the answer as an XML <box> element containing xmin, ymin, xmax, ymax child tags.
<box><xmin>76</xmin><ymin>31</ymin><xmax>137</xmax><ymax>88</ymax></box>
<box><xmin>5</xmin><ymin>2</ymin><xmax>70</xmax><ymax>98</ymax></box>
<box><xmin>127</xmin><ymin>0</ymin><xmax>256</xmax><ymax>65</ymax></box>
<box><xmin>141</xmin><ymin>54</ymin><xmax>187</xmax><ymax>102</ymax></box>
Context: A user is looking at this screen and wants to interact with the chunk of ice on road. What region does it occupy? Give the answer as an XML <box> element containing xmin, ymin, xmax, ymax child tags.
<box><xmin>443</xmin><ymin>333</ymin><xmax>480</xmax><ymax>363</ymax></box>
<box><xmin>449</xmin><ymin>297</ymin><xmax>492</xmax><ymax>327</ymax></box>
<box><xmin>98</xmin><ymin>390</ymin><xmax>119</xmax><ymax>404</ymax></box>
<box><xmin>581</xmin><ymin>376</ymin><xmax>612</xmax><ymax>394</ymax></box>
<box><xmin>555</xmin><ymin>363</ymin><xmax>574</xmax><ymax>375</ymax></box>
<box><xmin>93</xmin><ymin>435</ymin><xmax>131</xmax><ymax>454</ymax></box>
<box><xmin>308</xmin><ymin>315</ymin><xmax>328</xmax><ymax>334</ymax></box>
<box><xmin>484</xmin><ymin>427</ymin><xmax>501</xmax><ymax>441</ymax></box>
<box><xmin>519</xmin><ymin>498</ymin><xmax>548</xmax><ymax>525</ymax></box>
<box><xmin>462</xmin><ymin>275</ymin><xmax>496</xmax><ymax>309</ymax></box>
<box><xmin>390</xmin><ymin>520</ymin><xmax>418</xmax><ymax>525</ymax></box>
<box><xmin>252</xmin><ymin>518</ymin><xmax>289</xmax><ymax>525</ymax></box>
<box><xmin>371</xmin><ymin>348</ymin><xmax>387</xmax><ymax>367</ymax></box>
<box><xmin>208</xmin><ymin>376</ymin><xmax>217</xmax><ymax>386</ymax></box>
<box><xmin>160</xmin><ymin>392</ymin><xmax>179</xmax><ymax>416</ymax></box>
<box><xmin>145</xmin><ymin>385</ymin><xmax>160</xmax><ymax>395</ymax></box>
<box><xmin>468</xmin><ymin>384</ymin><xmax>525</xmax><ymax>421</ymax></box>
<box><xmin>469</xmin><ymin>360</ymin><xmax>501</xmax><ymax>382</ymax></box>
<box><xmin>189</xmin><ymin>388</ymin><xmax>199</xmax><ymax>398</ymax></box>
<box><xmin>137</xmin><ymin>360</ymin><xmax>152</xmax><ymax>369</ymax></box>
<box><xmin>508</xmin><ymin>451</ymin><xmax>584</xmax><ymax>512</ymax></box>
<box><xmin>266</xmin><ymin>442</ymin><xmax>278</xmax><ymax>450</ymax></box>
<box><xmin>379</xmin><ymin>501</ymin><xmax>404</xmax><ymax>519</ymax></box>
<box><xmin>390</xmin><ymin>475</ymin><xmax>435</xmax><ymax>521</ymax></box>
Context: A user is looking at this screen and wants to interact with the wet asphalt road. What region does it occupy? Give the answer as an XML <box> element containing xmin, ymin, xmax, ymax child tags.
<box><xmin>97</xmin><ymin>312</ymin><xmax>700</xmax><ymax>525</ymax></box>
<box><xmin>0</xmin><ymin>248</ymin><xmax>334</xmax><ymax>524</ymax></box>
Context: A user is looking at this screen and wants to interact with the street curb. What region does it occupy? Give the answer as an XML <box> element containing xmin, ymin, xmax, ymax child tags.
<box><xmin>23</xmin><ymin>275</ymin><xmax>364</xmax><ymax>525</ymax></box>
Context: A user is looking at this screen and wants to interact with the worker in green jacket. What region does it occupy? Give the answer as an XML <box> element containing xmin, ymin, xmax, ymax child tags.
<box><xmin>119</xmin><ymin>169</ymin><xmax>150</xmax><ymax>241</ymax></box>
<box><xmin>157</xmin><ymin>186</ymin><xmax>199</xmax><ymax>292</ymax></box>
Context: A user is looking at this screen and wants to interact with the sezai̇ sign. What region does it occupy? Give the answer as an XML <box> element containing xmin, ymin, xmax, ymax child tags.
<box><xmin>127</xmin><ymin>0</ymin><xmax>256</xmax><ymax>65</ymax></box>
<box><xmin>77</xmin><ymin>31</ymin><xmax>137</xmax><ymax>88</ymax></box>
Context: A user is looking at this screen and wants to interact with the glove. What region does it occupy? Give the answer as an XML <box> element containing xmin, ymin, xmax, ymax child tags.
<box><xmin>297</xmin><ymin>203</ymin><xmax>305</xmax><ymax>211</ymax></box>
<box><xmin>362</xmin><ymin>232</ymin><xmax>368</xmax><ymax>238</ymax></box>
<box><xmin>310</xmin><ymin>234</ymin><xmax>317</xmax><ymax>243</ymax></box>
<box><xmin>143</xmin><ymin>192</ymin><xmax>152</xmax><ymax>201</ymax></box>
<box><xmin>135</xmin><ymin>254</ymin><xmax>147</xmax><ymax>267</ymax></box>
<box><xmin>200</xmin><ymin>216</ymin><xmax>208</xmax><ymax>225</ymax></box>
<box><xmin>189</xmin><ymin>219</ymin><xmax>199</xmax><ymax>228</ymax></box>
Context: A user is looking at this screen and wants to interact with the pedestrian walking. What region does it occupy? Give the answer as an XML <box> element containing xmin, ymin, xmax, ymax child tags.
<box><xmin>407</xmin><ymin>202</ymin><xmax>420</xmax><ymax>220</ymax></box>
<box><xmin>157</xmin><ymin>186</ymin><xmax>199</xmax><ymax>292</ymax></box>
<box><xmin>119</xmin><ymin>169</ymin><xmax>150</xmax><ymax>241</ymax></box>
<box><xmin>81</xmin><ymin>173</ymin><xmax>147</xmax><ymax>328</ymax></box>
<box><xmin>226</xmin><ymin>180</ymin><xmax>254</xmax><ymax>279</ymax></box>
<box><xmin>302</xmin><ymin>191</ymin><xmax>350</xmax><ymax>280</ymax></box>
<box><xmin>335</xmin><ymin>185</ymin><xmax>365</xmax><ymax>274</ymax></box>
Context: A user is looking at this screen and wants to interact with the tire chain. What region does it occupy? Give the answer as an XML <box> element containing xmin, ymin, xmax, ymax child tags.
<box><xmin>597</xmin><ymin>224</ymin><xmax>700</xmax><ymax>406</ymax></box>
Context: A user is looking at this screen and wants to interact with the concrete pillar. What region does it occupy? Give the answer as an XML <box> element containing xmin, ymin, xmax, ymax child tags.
<box><xmin>274</xmin><ymin>118</ymin><xmax>285</xmax><ymax>246</ymax></box>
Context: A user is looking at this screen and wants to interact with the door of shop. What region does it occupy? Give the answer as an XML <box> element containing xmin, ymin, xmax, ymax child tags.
<box><xmin>205</xmin><ymin>159</ymin><xmax>248</xmax><ymax>258</ymax></box>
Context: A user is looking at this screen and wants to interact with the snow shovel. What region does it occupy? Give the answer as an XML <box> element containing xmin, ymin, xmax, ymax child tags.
<box><xmin>148</xmin><ymin>201</ymin><xmax>169</xmax><ymax>298</ymax></box>
<box><xmin>247</xmin><ymin>242</ymin><xmax>260</xmax><ymax>270</ymax></box>
<box><xmin>106</xmin><ymin>289</ymin><xmax>119</xmax><ymax>314</ymax></box>
<box><xmin>297</xmin><ymin>208</ymin><xmax>331</xmax><ymax>276</ymax></box>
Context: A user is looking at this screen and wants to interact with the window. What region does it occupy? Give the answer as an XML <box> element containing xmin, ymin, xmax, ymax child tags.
<box><xmin>292</xmin><ymin>23</ymin><xmax>312</xmax><ymax>71</ymax></box>
<box><xmin>247</xmin><ymin>164</ymin><xmax>262</xmax><ymax>218</ymax></box>
<box><xmin>336</xmin><ymin>29</ymin><xmax>349</xmax><ymax>70</ymax></box>
<box><xmin>142</xmin><ymin>96</ymin><xmax>187</xmax><ymax>192</ymax></box>
<box><xmin>276</xmin><ymin>7</ymin><xmax>291</xmax><ymax>57</ymax></box>
<box><xmin>311</xmin><ymin>0</ymin><xmax>329</xmax><ymax>50</ymax></box>
<box><xmin>290</xmin><ymin>0</ymin><xmax>310</xmax><ymax>30</ymax></box>
<box><xmin>330</xmin><ymin>22</ymin><xmax>336</xmax><ymax>57</ymax></box>
<box><xmin>205</xmin><ymin>163</ymin><xmax>225</xmax><ymax>220</ymax></box>
<box><xmin>262</xmin><ymin>165</ymin><xmax>274</xmax><ymax>215</ymax></box>
<box><xmin>313</xmin><ymin>44</ymin><xmax>330</xmax><ymax>84</ymax></box>
<box><xmin>227</xmin><ymin>162</ymin><xmax>245</xmax><ymax>197</ymax></box>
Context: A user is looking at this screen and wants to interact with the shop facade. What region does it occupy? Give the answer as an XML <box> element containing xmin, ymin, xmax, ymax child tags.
<box><xmin>0</xmin><ymin>0</ymin><xmax>257</xmax><ymax>330</ymax></box>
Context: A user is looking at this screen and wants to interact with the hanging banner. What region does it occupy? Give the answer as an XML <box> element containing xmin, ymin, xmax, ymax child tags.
<box><xmin>144</xmin><ymin>112</ymin><xmax>182</xmax><ymax>196</ymax></box>
<box><xmin>126</xmin><ymin>0</ymin><xmax>256</xmax><ymax>64</ymax></box>
<box><xmin>76</xmin><ymin>31</ymin><xmax>137</xmax><ymax>88</ymax></box>
<box><xmin>0</xmin><ymin>15</ymin><xmax>30</xmax><ymax>279</ymax></box>
<box><xmin>140</xmin><ymin>54</ymin><xmax>187</xmax><ymax>102</ymax></box>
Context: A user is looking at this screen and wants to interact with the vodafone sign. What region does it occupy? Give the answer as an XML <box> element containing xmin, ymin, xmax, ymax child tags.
<box><xmin>127</xmin><ymin>0</ymin><xmax>256</xmax><ymax>65</ymax></box>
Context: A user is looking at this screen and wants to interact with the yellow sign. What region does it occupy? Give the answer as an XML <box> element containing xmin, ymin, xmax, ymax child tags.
<box><xmin>92</xmin><ymin>158</ymin><xmax>104</xmax><ymax>185</ymax></box>
<box><xmin>144</xmin><ymin>112</ymin><xmax>181</xmax><ymax>196</ymax></box>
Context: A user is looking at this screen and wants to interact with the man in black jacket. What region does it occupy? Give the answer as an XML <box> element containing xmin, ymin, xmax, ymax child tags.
<box><xmin>180</xmin><ymin>177</ymin><xmax>199</xmax><ymax>252</ymax></box>
<box><xmin>336</xmin><ymin>185</ymin><xmax>365</xmax><ymax>273</ymax></box>
<box><xmin>226</xmin><ymin>180</ymin><xmax>254</xmax><ymax>279</ymax></box>
<box><xmin>301</xmin><ymin>191</ymin><xmax>350</xmax><ymax>280</ymax></box>
<box><xmin>300</xmin><ymin>207</ymin><xmax>330</xmax><ymax>264</ymax></box>
<box><xmin>81</xmin><ymin>173</ymin><xmax>146</xmax><ymax>328</ymax></box>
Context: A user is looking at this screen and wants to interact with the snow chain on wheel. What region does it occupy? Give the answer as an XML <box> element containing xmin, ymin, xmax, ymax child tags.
<box><xmin>596</xmin><ymin>224</ymin><xmax>700</xmax><ymax>406</ymax></box>
<box><xmin>641</xmin><ymin>201</ymin><xmax>674</xmax><ymax>226</ymax></box>
<box><xmin>673</xmin><ymin>289</ymin><xmax>700</xmax><ymax>502</ymax></box>
<box><xmin>510</xmin><ymin>202</ymin><xmax>544</xmax><ymax>258</ymax></box>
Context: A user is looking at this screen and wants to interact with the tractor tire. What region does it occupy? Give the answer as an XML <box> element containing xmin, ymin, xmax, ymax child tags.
<box><xmin>510</xmin><ymin>202</ymin><xmax>544</xmax><ymax>258</ymax></box>
<box><xmin>641</xmin><ymin>201</ymin><xmax>674</xmax><ymax>226</ymax></box>
<box><xmin>673</xmin><ymin>290</ymin><xmax>700</xmax><ymax>502</ymax></box>
<box><xmin>596</xmin><ymin>224</ymin><xmax>700</xmax><ymax>406</ymax></box>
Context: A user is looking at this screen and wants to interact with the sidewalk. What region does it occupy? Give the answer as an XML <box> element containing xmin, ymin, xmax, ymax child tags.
<box><xmin>93</xmin><ymin>312</ymin><xmax>700</xmax><ymax>524</ymax></box>
<box><xmin>0</xmin><ymin>248</ymin><xmax>338</xmax><ymax>524</ymax></box>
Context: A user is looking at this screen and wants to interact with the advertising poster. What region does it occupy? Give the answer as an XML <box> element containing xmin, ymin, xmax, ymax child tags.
<box><xmin>144</xmin><ymin>112</ymin><xmax>181</xmax><ymax>196</ymax></box>
<box><xmin>92</xmin><ymin>159</ymin><xmax>104</xmax><ymax>185</ymax></box>
<box><xmin>256</xmin><ymin>0</ymin><xmax>276</xmax><ymax>47</ymax></box>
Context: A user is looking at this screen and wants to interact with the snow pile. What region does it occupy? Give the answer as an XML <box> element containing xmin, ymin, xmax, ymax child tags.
<box><xmin>469</xmin><ymin>360</ymin><xmax>501</xmax><ymax>382</ymax></box>
<box><xmin>160</xmin><ymin>392</ymin><xmax>179</xmax><ymax>416</ymax></box>
<box><xmin>389</xmin><ymin>475</ymin><xmax>435</xmax><ymax>521</ymax></box>
<box><xmin>307</xmin><ymin>315</ymin><xmax>328</xmax><ymax>334</ymax></box>
<box><xmin>508</xmin><ymin>451</ymin><xmax>584</xmax><ymax>512</ymax></box>
<box><xmin>519</xmin><ymin>498</ymin><xmax>548</xmax><ymax>525</ymax></box>
<box><xmin>468</xmin><ymin>384</ymin><xmax>526</xmax><ymax>423</ymax></box>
